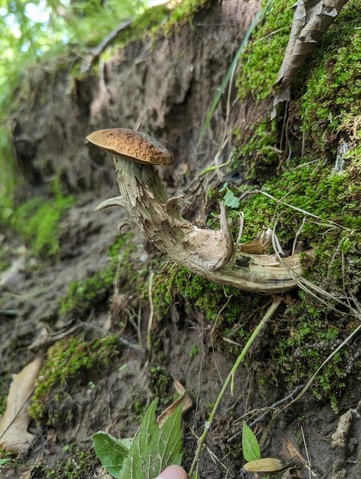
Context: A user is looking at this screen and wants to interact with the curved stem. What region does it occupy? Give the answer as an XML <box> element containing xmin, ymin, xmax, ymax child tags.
<box><xmin>189</xmin><ymin>298</ymin><xmax>282</xmax><ymax>477</ymax></box>
<box><xmin>95</xmin><ymin>155</ymin><xmax>306</xmax><ymax>292</ymax></box>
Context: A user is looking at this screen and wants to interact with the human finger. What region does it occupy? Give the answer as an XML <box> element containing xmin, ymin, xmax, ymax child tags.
<box><xmin>155</xmin><ymin>465</ymin><xmax>188</xmax><ymax>479</ymax></box>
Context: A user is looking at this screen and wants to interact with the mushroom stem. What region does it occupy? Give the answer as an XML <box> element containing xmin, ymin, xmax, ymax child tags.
<box><xmin>110</xmin><ymin>155</ymin><xmax>234</xmax><ymax>272</ymax></box>
<box><xmin>97</xmin><ymin>155</ymin><xmax>306</xmax><ymax>293</ymax></box>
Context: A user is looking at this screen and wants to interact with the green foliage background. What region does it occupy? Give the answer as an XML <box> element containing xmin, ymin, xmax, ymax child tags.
<box><xmin>0</xmin><ymin>0</ymin><xmax>147</xmax><ymax>204</ymax></box>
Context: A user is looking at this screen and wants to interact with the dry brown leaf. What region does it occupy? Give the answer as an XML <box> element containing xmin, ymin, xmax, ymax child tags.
<box><xmin>274</xmin><ymin>0</ymin><xmax>350</xmax><ymax>107</ymax></box>
<box><xmin>244</xmin><ymin>457</ymin><xmax>287</xmax><ymax>472</ymax></box>
<box><xmin>0</xmin><ymin>355</ymin><xmax>44</xmax><ymax>453</ymax></box>
<box><xmin>157</xmin><ymin>380</ymin><xmax>193</xmax><ymax>428</ymax></box>
<box><xmin>284</xmin><ymin>437</ymin><xmax>308</xmax><ymax>465</ymax></box>
<box><xmin>239</xmin><ymin>228</ymin><xmax>272</xmax><ymax>254</ymax></box>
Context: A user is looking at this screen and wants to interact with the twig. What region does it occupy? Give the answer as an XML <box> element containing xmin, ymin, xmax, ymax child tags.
<box><xmin>227</xmin><ymin>383</ymin><xmax>305</xmax><ymax>442</ymax></box>
<box><xmin>189</xmin><ymin>298</ymin><xmax>282</xmax><ymax>477</ymax></box>
<box><xmin>147</xmin><ymin>271</ymin><xmax>155</xmax><ymax>352</ymax></box>
<box><xmin>292</xmin><ymin>216</ymin><xmax>306</xmax><ymax>256</ymax></box>
<box><xmin>301</xmin><ymin>426</ymin><xmax>313</xmax><ymax>479</ymax></box>
<box><xmin>210</xmin><ymin>293</ymin><xmax>233</xmax><ymax>343</ymax></box>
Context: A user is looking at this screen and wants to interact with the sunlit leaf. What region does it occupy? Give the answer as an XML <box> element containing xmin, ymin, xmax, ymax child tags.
<box><xmin>93</xmin><ymin>432</ymin><xmax>130</xmax><ymax>479</ymax></box>
<box><xmin>94</xmin><ymin>400</ymin><xmax>183</xmax><ymax>479</ymax></box>
<box><xmin>242</xmin><ymin>423</ymin><xmax>261</xmax><ymax>462</ymax></box>
<box><xmin>223</xmin><ymin>189</ymin><xmax>240</xmax><ymax>209</ymax></box>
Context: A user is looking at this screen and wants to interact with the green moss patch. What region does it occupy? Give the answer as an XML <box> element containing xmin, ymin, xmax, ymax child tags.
<box><xmin>234</xmin><ymin>0</ymin><xmax>361</xmax><ymax>179</ymax></box>
<box><xmin>299</xmin><ymin>0</ymin><xmax>361</xmax><ymax>154</ymax></box>
<box><xmin>152</xmin><ymin>264</ymin><xmax>268</xmax><ymax>342</ymax></box>
<box><xmin>236</xmin><ymin>0</ymin><xmax>295</xmax><ymax>102</ymax></box>
<box><xmin>96</xmin><ymin>0</ymin><xmax>212</xmax><ymax>63</ymax></box>
<box><xmin>0</xmin><ymin>372</ymin><xmax>11</xmax><ymax>416</ymax></box>
<box><xmin>31</xmin><ymin>445</ymin><xmax>98</xmax><ymax>479</ymax></box>
<box><xmin>164</xmin><ymin>0</ymin><xmax>211</xmax><ymax>32</ymax></box>
<box><xmin>29</xmin><ymin>335</ymin><xmax>120</xmax><ymax>424</ymax></box>
<box><xmin>8</xmin><ymin>181</ymin><xmax>74</xmax><ymax>258</ymax></box>
<box><xmin>238</xmin><ymin>161</ymin><xmax>361</xmax><ymax>242</ymax></box>
<box><xmin>265</xmin><ymin>290</ymin><xmax>360</xmax><ymax>411</ymax></box>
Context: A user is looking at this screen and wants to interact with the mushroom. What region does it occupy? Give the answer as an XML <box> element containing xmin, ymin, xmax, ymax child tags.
<box><xmin>87</xmin><ymin>128</ymin><xmax>305</xmax><ymax>293</ymax></box>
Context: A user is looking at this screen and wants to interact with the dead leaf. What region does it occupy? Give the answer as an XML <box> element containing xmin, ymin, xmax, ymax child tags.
<box><xmin>244</xmin><ymin>457</ymin><xmax>288</xmax><ymax>472</ymax></box>
<box><xmin>157</xmin><ymin>380</ymin><xmax>192</xmax><ymax>428</ymax></box>
<box><xmin>0</xmin><ymin>355</ymin><xmax>44</xmax><ymax>454</ymax></box>
<box><xmin>284</xmin><ymin>437</ymin><xmax>308</xmax><ymax>465</ymax></box>
<box><xmin>239</xmin><ymin>228</ymin><xmax>272</xmax><ymax>254</ymax></box>
<box><xmin>274</xmin><ymin>0</ymin><xmax>350</xmax><ymax>107</ymax></box>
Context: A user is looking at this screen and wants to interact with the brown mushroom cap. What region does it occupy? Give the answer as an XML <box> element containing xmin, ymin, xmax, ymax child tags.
<box><xmin>86</xmin><ymin>128</ymin><xmax>173</xmax><ymax>166</ymax></box>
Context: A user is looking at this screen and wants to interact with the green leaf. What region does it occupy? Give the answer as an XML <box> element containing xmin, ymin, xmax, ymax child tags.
<box><xmin>242</xmin><ymin>423</ymin><xmax>261</xmax><ymax>462</ymax></box>
<box><xmin>223</xmin><ymin>189</ymin><xmax>240</xmax><ymax>209</ymax></box>
<box><xmin>120</xmin><ymin>400</ymin><xmax>183</xmax><ymax>479</ymax></box>
<box><xmin>119</xmin><ymin>437</ymin><xmax>133</xmax><ymax>449</ymax></box>
<box><xmin>154</xmin><ymin>404</ymin><xmax>183</xmax><ymax>469</ymax></box>
<box><xmin>120</xmin><ymin>400</ymin><xmax>160</xmax><ymax>479</ymax></box>
<box><xmin>94</xmin><ymin>401</ymin><xmax>183</xmax><ymax>479</ymax></box>
<box><xmin>93</xmin><ymin>432</ymin><xmax>130</xmax><ymax>478</ymax></box>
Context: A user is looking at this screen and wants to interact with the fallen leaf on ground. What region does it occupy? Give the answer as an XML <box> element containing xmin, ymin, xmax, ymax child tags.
<box><xmin>0</xmin><ymin>355</ymin><xmax>44</xmax><ymax>453</ymax></box>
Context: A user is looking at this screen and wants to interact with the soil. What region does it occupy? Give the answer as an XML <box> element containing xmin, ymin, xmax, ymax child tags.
<box><xmin>1</xmin><ymin>1</ymin><xmax>361</xmax><ymax>478</ymax></box>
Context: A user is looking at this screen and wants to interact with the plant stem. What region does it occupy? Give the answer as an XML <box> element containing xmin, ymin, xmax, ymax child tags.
<box><xmin>189</xmin><ymin>298</ymin><xmax>282</xmax><ymax>477</ymax></box>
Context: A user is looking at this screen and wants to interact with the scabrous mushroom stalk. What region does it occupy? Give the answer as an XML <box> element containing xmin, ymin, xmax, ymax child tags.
<box><xmin>87</xmin><ymin>128</ymin><xmax>304</xmax><ymax>293</ymax></box>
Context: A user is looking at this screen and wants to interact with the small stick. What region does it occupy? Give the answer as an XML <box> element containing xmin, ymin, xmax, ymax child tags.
<box><xmin>147</xmin><ymin>271</ymin><xmax>155</xmax><ymax>352</ymax></box>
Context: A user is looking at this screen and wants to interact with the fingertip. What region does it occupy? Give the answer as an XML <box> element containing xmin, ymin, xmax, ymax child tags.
<box><xmin>156</xmin><ymin>465</ymin><xmax>188</xmax><ymax>479</ymax></box>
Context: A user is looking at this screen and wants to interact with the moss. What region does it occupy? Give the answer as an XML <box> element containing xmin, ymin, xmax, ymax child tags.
<box><xmin>234</xmin><ymin>0</ymin><xmax>361</xmax><ymax>180</ymax></box>
<box><xmin>222</xmin><ymin>158</ymin><xmax>360</xmax><ymax>407</ymax></box>
<box><xmin>29</xmin><ymin>335</ymin><xmax>120</xmax><ymax>424</ymax></box>
<box><xmin>299</xmin><ymin>0</ymin><xmax>361</xmax><ymax>154</ymax></box>
<box><xmin>107</xmin><ymin>4</ymin><xmax>170</xmax><ymax>50</ymax></box>
<box><xmin>263</xmin><ymin>290</ymin><xmax>360</xmax><ymax>411</ymax></box>
<box><xmin>31</xmin><ymin>445</ymin><xmax>97</xmax><ymax>479</ymax></box>
<box><xmin>233</xmin><ymin>119</ymin><xmax>281</xmax><ymax>180</ymax></box>
<box><xmin>0</xmin><ymin>246</ymin><xmax>11</xmax><ymax>273</ymax></box>
<box><xmin>164</xmin><ymin>0</ymin><xmax>212</xmax><ymax>32</ymax></box>
<box><xmin>189</xmin><ymin>345</ymin><xmax>200</xmax><ymax>358</ymax></box>
<box><xmin>151</xmin><ymin>263</ymin><xmax>268</xmax><ymax>344</ymax></box>
<box><xmin>8</xmin><ymin>178</ymin><xmax>74</xmax><ymax>258</ymax></box>
<box><xmin>236</xmin><ymin>0</ymin><xmax>295</xmax><ymax>101</ymax></box>
<box><xmin>96</xmin><ymin>0</ymin><xmax>211</xmax><ymax>62</ymax></box>
<box><xmin>238</xmin><ymin>161</ymin><xmax>361</xmax><ymax>242</ymax></box>
<box><xmin>224</xmin><ymin>154</ymin><xmax>361</xmax><ymax>298</ymax></box>
<box><xmin>0</xmin><ymin>127</ymin><xmax>19</xmax><ymax>226</ymax></box>
<box><xmin>149</xmin><ymin>365</ymin><xmax>173</xmax><ymax>408</ymax></box>
<box><xmin>58</xmin><ymin>232</ymin><xmax>139</xmax><ymax>319</ymax></box>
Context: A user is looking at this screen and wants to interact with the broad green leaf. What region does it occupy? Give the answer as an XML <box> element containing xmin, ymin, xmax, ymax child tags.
<box><xmin>119</xmin><ymin>437</ymin><xmax>133</xmax><ymax>449</ymax></box>
<box><xmin>242</xmin><ymin>423</ymin><xmax>261</xmax><ymax>462</ymax></box>
<box><xmin>93</xmin><ymin>432</ymin><xmax>130</xmax><ymax>478</ymax></box>
<box><xmin>136</xmin><ymin>399</ymin><xmax>158</xmax><ymax>452</ymax></box>
<box><xmin>120</xmin><ymin>401</ymin><xmax>183</xmax><ymax>479</ymax></box>
<box><xmin>157</xmin><ymin>404</ymin><xmax>183</xmax><ymax>467</ymax></box>
<box><xmin>120</xmin><ymin>400</ymin><xmax>160</xmax><ymax>479</ymax></box>
<box><xmin>223</xmin><ymin>189</ymin><xmax>240</xmax><ymax>209</ymax></box>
